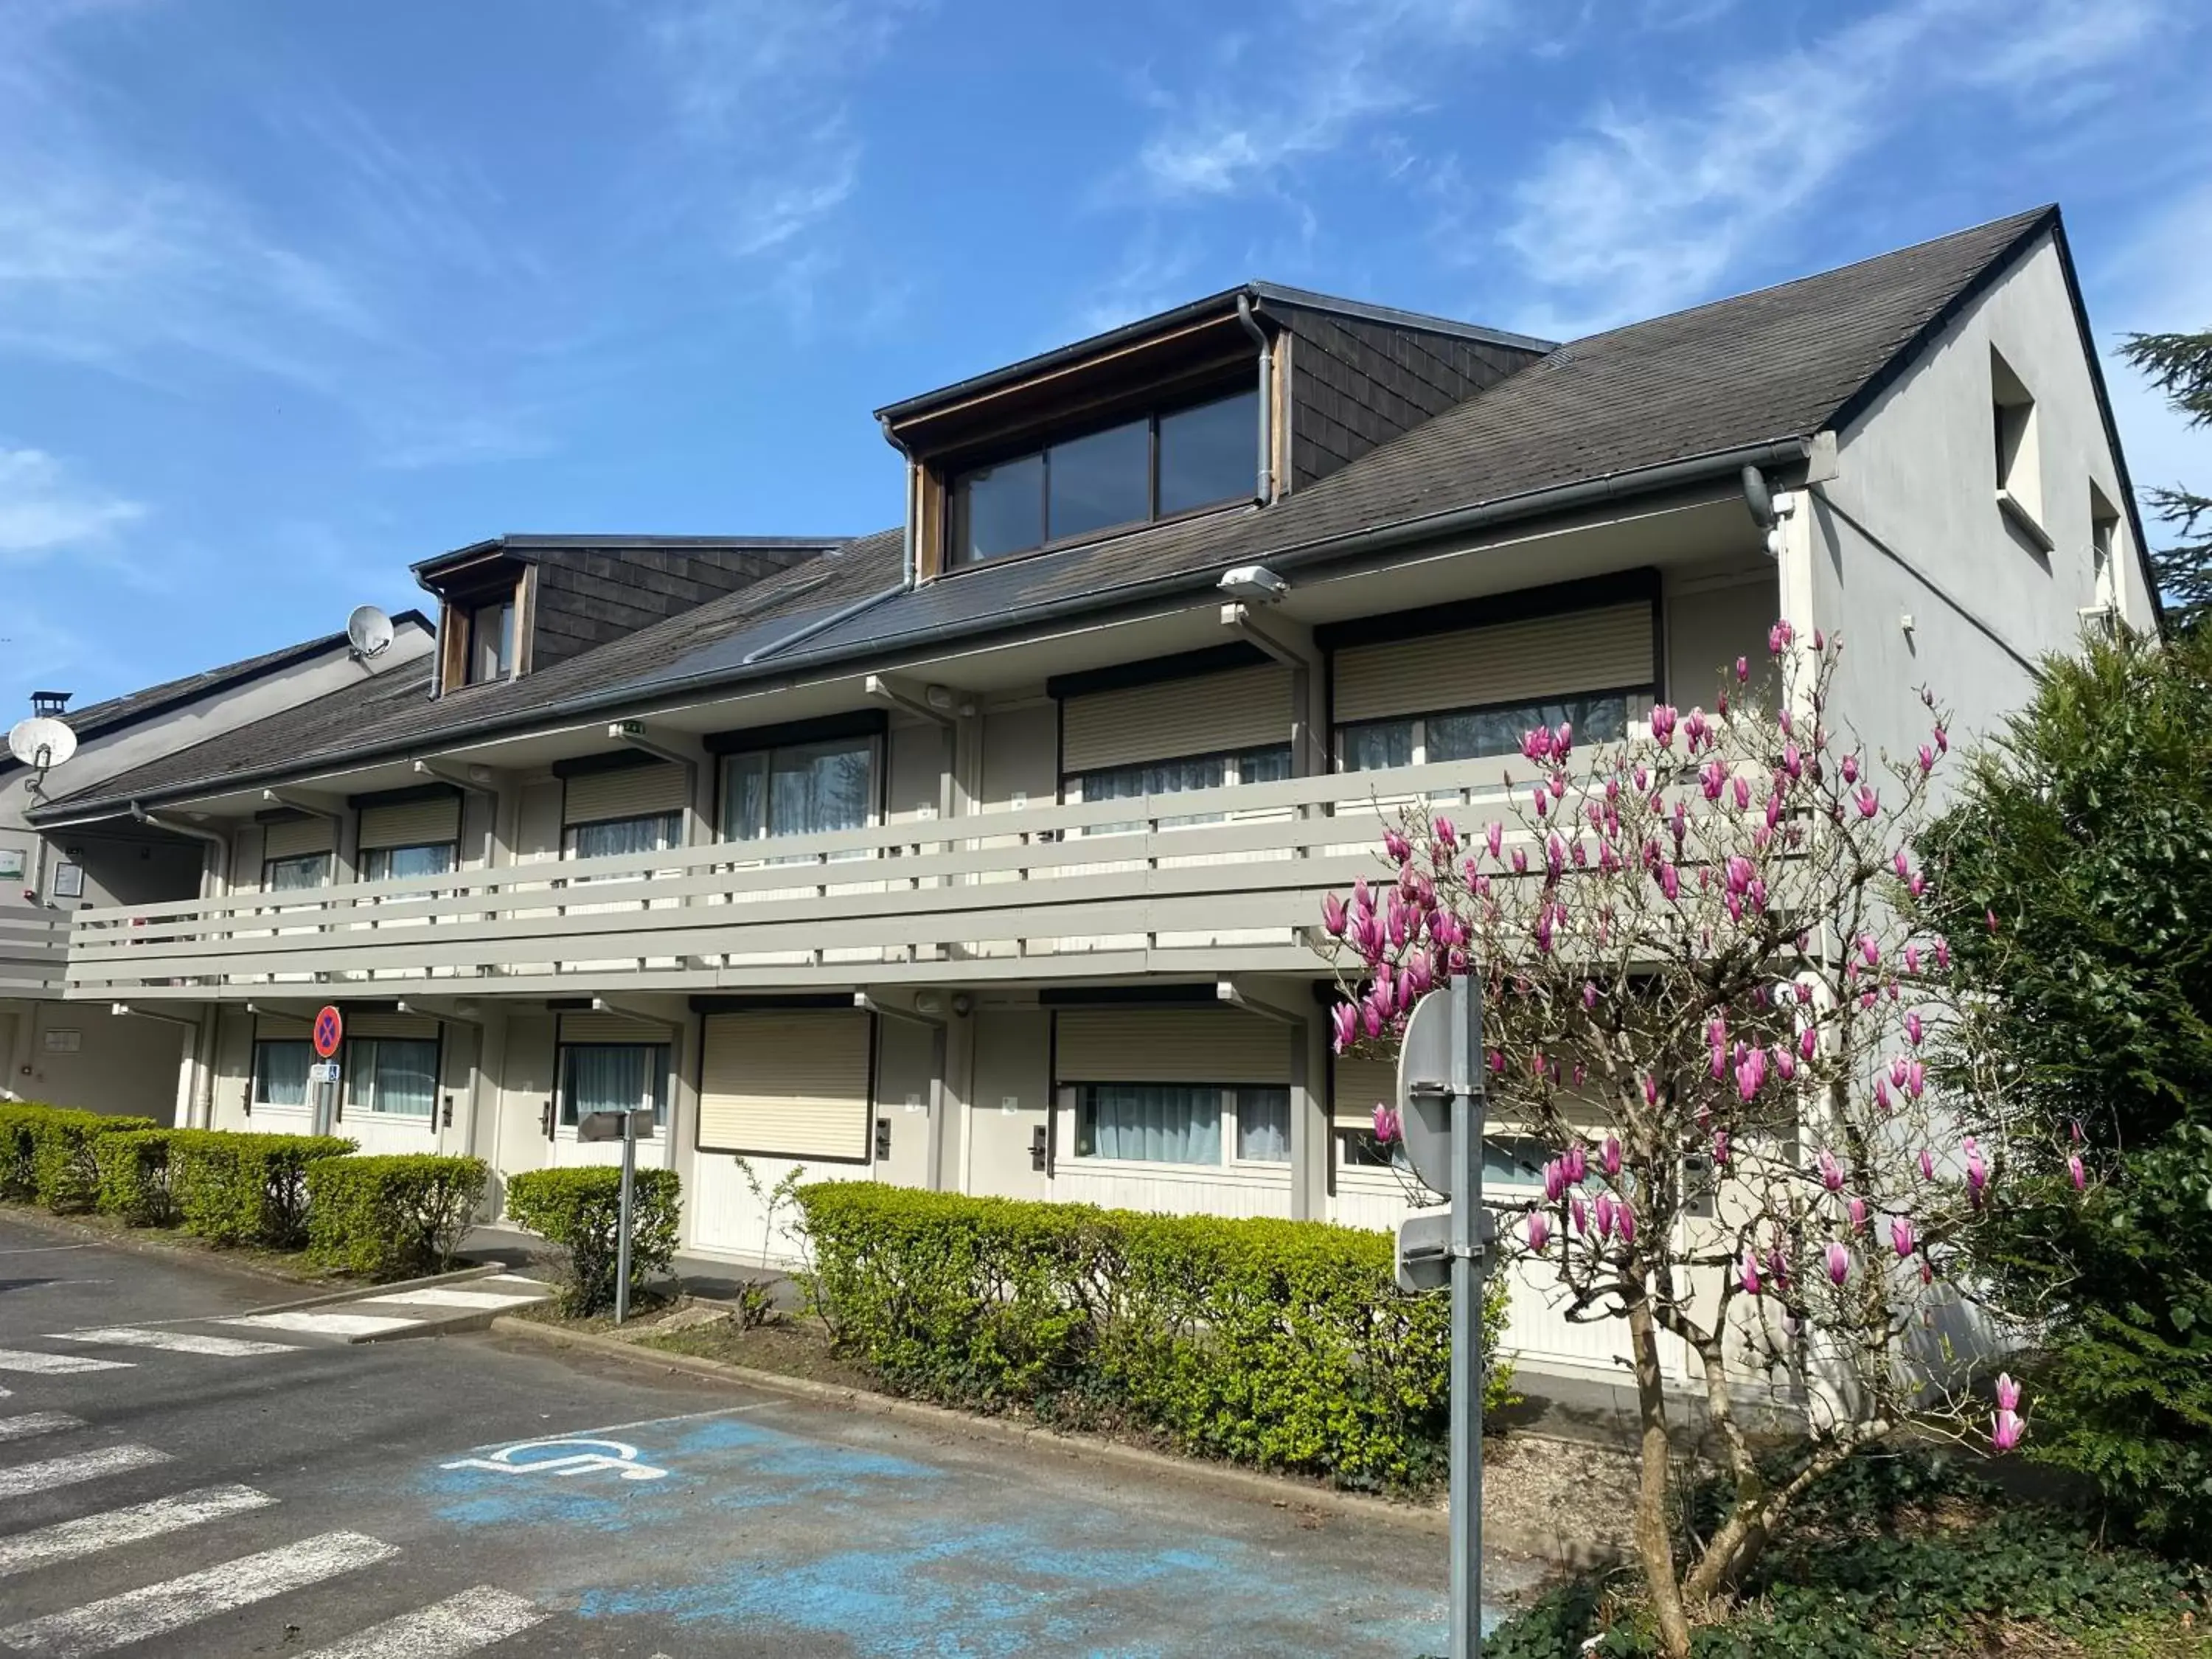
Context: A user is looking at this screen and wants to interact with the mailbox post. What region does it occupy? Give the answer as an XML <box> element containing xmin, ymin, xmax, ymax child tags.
<box><xmin>577</xmin><ymin>1106</ymin><xmax>654</xmax><ymax>1325</ymax></box>
<box><xmin>1394</xmin><ymin>975</ymin><xmax>1489</xmax><ymax>1658</ymax></box>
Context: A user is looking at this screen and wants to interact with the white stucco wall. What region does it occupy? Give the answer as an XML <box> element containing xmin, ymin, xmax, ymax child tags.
<box><xmin>1818</xmin><ymin>232</ymin><xmax>2156</xmax><ymax>764</ymax></box>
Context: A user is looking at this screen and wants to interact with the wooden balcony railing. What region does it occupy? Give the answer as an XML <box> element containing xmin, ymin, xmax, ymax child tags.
<box><xmin>64</xmin><ymin>756</ymin><xmax>1532</xmax><ymax>1000</ymax></box>
<box><xmin>0</xmin><ymin>911</ymin><xmax>71</xmax><ymax>995</ymax></box>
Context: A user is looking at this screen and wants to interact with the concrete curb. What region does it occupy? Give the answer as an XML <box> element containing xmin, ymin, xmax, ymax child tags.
<box><xmin>235</xmin><ymin>1262</ymin><xmax>507</xmax><ymax>1318</ymax></box>
<box><xmin>489</xmin><ymin>1314</ymin><xmax>1623</xmax><ymax>1566</ymax></box>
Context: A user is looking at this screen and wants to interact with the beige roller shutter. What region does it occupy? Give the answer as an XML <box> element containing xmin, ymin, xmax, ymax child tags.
<box><xmin>564</xmin><ymin>762</ymin><xmax>686</xmax><ymax>827</ymax></box>
<box><xmin>557</xmin><ymin>1011</ymin><xmax>672</xmax><ymax>1045</ymax></box>
<box><xmin>1062</xmin><ymin>664</ymin><xmax>1293</xmax><ymax>774</ymax></box>
<box><xmin>359</xmin><ymin>795</ymin><xmax>461</xmax><ymax>850</ymax></box>
<box><xmin>1054</xmin><ymin>1007</ymin><xmax>1290</xmax><ymax>1085</ymax></box>
<box><xmin>699</xmin><ymin>1009</ymin><xmax>874</xmax><ymax>1159</ymax></box>
<box><xmin>1332</xmin><ymin>1051</ymin><xmax>1398</xmax><ymax>1129</ymax></box>
<box><xmin>254</xmin><ymin>1014</ymin><xmax>310</xmax><ymax>1041</ymax></box>
<box><xmin>1334</xmin><ymin>603</ymin><xmax>1655</xmax><ymax>726</ymax></box>
<box><xmin>262</xmin><ymin>815</ymin><xmax>333</xmax><ymax>860</ymax></box>
<box><xmin>345</xmin><ymin>1012</ymin><xmax>440</xmax><ymax>1040</ymax></box>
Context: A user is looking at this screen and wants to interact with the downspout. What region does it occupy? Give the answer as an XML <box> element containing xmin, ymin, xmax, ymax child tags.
<box><xmin>1236</xmin><ymin>293</ymin><xmax>1275</xmax><ymax>505</ymax></box>
<box><xmin>880</xmin><ymin>417</ymin><xmax>919</xmax><ymax>591</ymax></box>
<box><xmin>740</xmin><ymin>583</ymin><xmax>905</xmax><ymax>666</ymax></box>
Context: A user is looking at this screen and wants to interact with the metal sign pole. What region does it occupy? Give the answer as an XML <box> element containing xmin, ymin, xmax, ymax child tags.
<box><xmin>1449</xmin><ymin>971</ymin><xmax>1485</xmax><ymax>1659</ymax></box>
<box><xmin>613</xmin><ymin>1110</ymin><xmax>637</xmax><ymax>1326</ymax></box>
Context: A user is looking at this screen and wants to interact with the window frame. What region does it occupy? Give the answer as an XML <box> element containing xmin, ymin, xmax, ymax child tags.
<box><xmin>555</xmin><ymin>1040</ymin><xmax>672</xmax><ymax>1134</ymax></box>
<box><xmin>465</xmin><ymin>597</ymin><xmax>515</xmax><ymax>685</ymax></box>
<box><xmin>261</xmin><ymin>851</ymin><xmax>332</xmax><ymax>894</ymax></box>
<box><xmin>1062</xmin><ymin>742</ymin><xmax>1292</xmax><ymax>834</ymax></box>
<box><xmin>1069</xmin><ymin>1080</ymin><xmax>1291</xmax><ymax>1169</ymax></box>
<box><xmin>360</xmin><ymin>841</ymin><xmax>459</xmax><ymax>884</ymax></box>
<box><xmin>714</xmin><ymin>732</ymin><xmax>883</xmax><ymax>846</ymax></box>
<box><xmin>946</xmin><ymin>383</ymin><xmax>1259</xmax><ymax>568</ymax></box>
<box><xmin>341</xmin><ymin>1034</ymin><xmax>443</xmax><ymax>1121</ymax></box>
<box><xmin>1335</xmin><ymin>688</ymin><xmax>1652</xmax><ymax>773</ymax></box>
<box><xmin>249</xmin><ymin>1038</ymin><xmax>314</xmax><ymax>1112</ymax></box>
<box><xmin>560</xmin><ymin>811</ymin><xmax>684</xmax><ymax>863</ymax></box>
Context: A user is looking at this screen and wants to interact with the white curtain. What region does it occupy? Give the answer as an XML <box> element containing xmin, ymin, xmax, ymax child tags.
<box><xmin>1079</xmin><ymin>1085</ymin><xmax>1221</xmax><ymax>1164</ymax></box>
<box><xmin>254</xmin><ymin>1040</ymin><xmax>311</xmax><ymax>1106</ymax></box>
<box><xmin>560</xmin><ymin>1043</ymin><xmax>669</xmax><ymax>1126</ymax></box>
<box><xmin>360</xmin><ymin>1039</ymin><xmax>437</xmax><ymax>1117</ymax></box>
<box><xmin>1235</xmin><ymin>1087</ymin><xmax>1292</xmax><ymax>1163</ymax></box>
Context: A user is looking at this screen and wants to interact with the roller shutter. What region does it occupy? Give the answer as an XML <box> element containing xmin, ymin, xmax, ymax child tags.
<box><xmin>698</xmin><ymin>1009</ymin><xmax>874</xmax><ymax>1160</ymax></box>
<box><xmin>262</xmin><ymin>815</ymin><xmax>333</xmax><ymax>860</ymax></box>
<box><xmin>564</xmin><ymin>762</ymin><xmax>686</xmax><ymax>827</ymax></box>
<box><xmin>345</xmin><ymin>1012</ymin><xmax>440</xmax><ymax>1040</ymax></box>
<box><xmin>1334</xmin><ymin>603</ymin><xmax>1656</xmax><ymax>726</ymax></box>
<box><xmin>1053</xmin><ymin>1007</ymin><xmax>1290</xmax><ymax>1085</ymax></box>
<box><xmin>1061</xmin><ymin>664</ymin><xmax>1293</xmax><ymax>774</ymax></box>
<box><xmin>254</xmin><ymin>1014</ymin><xmax>310</xmax><ymax>1041</ymax></box>
<box><xmin>359</xmin><ymin>795</ymin><xmax>460</xmax><ymax>850</ymax></box>
<box><xmin>557</xmin><ymin>1011</ymin><xmax>672</xmax><ymax>1045</ymax></box>
<box><xmin>1331</xmin><ymin>1051</ymin><xmax>1398</xmax><ymax>1130</ymax></box>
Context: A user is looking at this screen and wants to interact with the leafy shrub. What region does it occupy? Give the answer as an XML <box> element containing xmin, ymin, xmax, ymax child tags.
<box><xmin>0</xmin><ymin>1103</ymin><xmax>159</xmax><ymax>1211</ymax></box>
<box><xmin>1486</xmin><ymin>1454</ymin><xmax>2212</xmax><ymax>1658</ymax></box>
<box><xmin>92</xmin><ymin>1129</ymin><xmax>176</xmax><ymax>1226</ymax></box>
<box><xmin>504</xmin><ymin>1166</ymin><xmax>680</xmax><ymax>1316</ymax></box>
<box><xmin>167</xmin><ymin>1129</ymin><xmax>354</xmax><ymax>1247</ymax></box>
<box><xmin>796</xmin><ymin>1182</ymin><xmax>1514</xmax><ymax>1493</ymax></box>
<box><xmin>305</xmin><ymin>1155</ymin><xmax>489</xmax><ymax>1280</ymax></box>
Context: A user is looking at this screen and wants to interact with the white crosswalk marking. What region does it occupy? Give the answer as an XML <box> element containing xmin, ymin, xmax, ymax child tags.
<box><xmin>353</xmin><ymin>1288</ymin><xmax>543</xmax><ymax>1310</ymax></box>
<box><xmin>0</xmin><ymin>1484</ymin><xmax>275</xmax><ymax>1578</ymax></box>
<box><xmin>0</xmin><ymin>1530</ymin><xmax>399</xmax><ymax>1656</ymax></box>
<box><xmin>56</xmin><ymin>1327</ymin><xmax>295</xmax><ymax>1357</ymax></box>
<box><xmin>221</xmin><ymin>1311</ymin><xmax>422</xmax><ymax>1338</ymax></box>
<box><xmin>0</xmin><ymin>1416</ymin><xmax>81</xmax><ymax>1444</ymax></box>
<box><xmin>293</xmin><ymin>1587</ymin><xmax>544</xmax><ymax>1658</ymax></box>
<box><xmin>0</xmin><ymin>1445</ymin><xmax>171</xmax><ymax>1500</ymax></box>
<box><xmin>0</xmin><ymin>1352</ymin><xmax>128</xmax><ymax>1377</ymax></box>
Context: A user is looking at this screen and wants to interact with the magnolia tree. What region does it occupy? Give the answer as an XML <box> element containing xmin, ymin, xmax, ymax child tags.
<box><xmin>1320</xmin><ymin>626</ymin><xmax>2071</xmax><ymax>1656</ymax></box>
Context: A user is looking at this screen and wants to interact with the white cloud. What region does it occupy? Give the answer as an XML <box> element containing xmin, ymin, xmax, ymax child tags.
<box><xmin>1067</xmin><ymin>233</ymin><xmax>1203</xmax><ymax>338</ymax></box>
<box><xmin>0</xmin><ymin>448</ymin><xmax>143</xmax><ymax>557</ymax></box>
<box><xmin>1496</xmin><ymin>0</ymin><xmax>2166</xmax><ymax>335</ymax></box>
<box><xmin>1125</xmin><ymin>0</ymin><xmax>1512</xmax><ymax>204</ymax></box>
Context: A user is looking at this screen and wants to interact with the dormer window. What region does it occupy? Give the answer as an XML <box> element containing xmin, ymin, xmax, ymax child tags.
<box><xmin>949</xmin><ymin>386</ymin><xmax>1258</xmax><ymax>566</ymax></box>
<box><xmin>467</xmin><ymin>597</ymin><xmax>515</xmax><ymax>684</ymax></box>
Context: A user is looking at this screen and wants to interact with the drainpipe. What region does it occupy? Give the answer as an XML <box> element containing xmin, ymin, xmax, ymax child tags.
<box><xmin>1236</xmin><ymin>293</ymin><xmax>1275</xmax><ymax>505</ymax></box>
<box><xmin>739</xmin><ymin>583</ymin><xmax>905</xmax><ymax>666</ymax></box>
<box><xmin>880</xmin><ymin>417</ymin><xmax>919</xmax><ymax>591</ymax></box>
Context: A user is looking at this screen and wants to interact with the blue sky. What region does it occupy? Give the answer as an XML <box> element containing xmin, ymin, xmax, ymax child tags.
<box><xmin>3</xmin><ymin>0</ymin><xmax>2207</xmax><ymax>712</ymax></box>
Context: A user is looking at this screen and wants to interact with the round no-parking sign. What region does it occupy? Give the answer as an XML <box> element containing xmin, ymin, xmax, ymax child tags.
<box><xmin>313</xmin><ymin>1005</ymin><xmax>344</xmax><ymax>1059</ymax></box>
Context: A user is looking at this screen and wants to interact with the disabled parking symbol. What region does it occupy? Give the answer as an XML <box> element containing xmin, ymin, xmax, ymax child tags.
<box><xmin>441</xmin><ymin>1436</ymin><xmax>669</xmax><ymax>1482</ymax></box>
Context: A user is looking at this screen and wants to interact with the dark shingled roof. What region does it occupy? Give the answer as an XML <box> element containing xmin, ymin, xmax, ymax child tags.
<box><xmin>38</xmin><ymin>206</ymin><xmax>2075</xmax><ymax>819</ymax></box>
<box><xmin>1</xmin><ymin>610</ymin><xmax>431</xmax><ymax>779</ymax></box>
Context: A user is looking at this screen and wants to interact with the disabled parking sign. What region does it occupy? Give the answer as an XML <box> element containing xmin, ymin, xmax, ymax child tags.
<box><xmin>441</xmin><ymin>1437</ymin><xmax>668</xmax><ymax>1482</ymax></box>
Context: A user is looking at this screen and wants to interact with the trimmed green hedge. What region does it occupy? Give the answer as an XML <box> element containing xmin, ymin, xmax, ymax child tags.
<box><xmin>92</xmin><ymin>1129</ymin><xmax>177</xmax><ymax>1226</ymax></box>
<box><xmin>504</xmin><ymin>1166</ymin><xmax>680</xmax><ymax>1316</ymax></box>
<box><xmin>168</xmin><ymin>1129</ymin><xmax>355</xmax><ymax>1247</ymax></box>
<box><xmin>305</xmin><ymin>1155</ymin><xmax>489</xmax><ymax>1279</ymax></box>
<box><xmin>0</xmin><ymin>1103</ymin><xmax>160</xmax><ymax>1211</ymax></box>
<box><xmin>796</xmin><ymin>1182</ymin><xmax>1514</xmax><ymax>1492</ymax></box>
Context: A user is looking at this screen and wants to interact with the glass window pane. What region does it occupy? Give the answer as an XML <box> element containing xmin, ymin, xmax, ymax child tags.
<box><xmin>470</xmin><ymin>601</ymin><xmax>512</xmax><ymax>683</ymax></box>
<box><xmin>723</xmin><ymin>754</ymin><xmax>768</xmax><ymax>842</ymax></box>
<box><xmin>1235</xmin><ymin>745</ymin><xmax>1293</xmax><ymax>785</ymax></box>
<box><xmin>254</xmin><ymin>1040</ymin><xmax>312</xmax><ymax>1106</ymax></box>
<box><xmin>560</xmin><ymin>1043</ymin><xmax>668</xmax><ymax>1127</ymax></box>
<box><xmin>1341</xmin><ymin>721</ymin><xmax>1415</xmax><ymax>773</ymax></box>
<box><xmin>1158</xmin><ymin>389</ymin><xmax>1257</xmax><ymax>515</ymax></box>
<box><xmin>1046</xmin><ymin>420</ymin><xmax>1149</xmax><ymax>542</ymax></box>
<box><xmin>366</xmin><ymin>844</ymin><xmax>453</xmax><ymax>882</ymax></box>
<box><xmin>1077</xmin><ymin>1084</ymin><xmax>1221</xmax><ymax>1165</ymax></box>
<box><xmin>265</xmin><ymin>853</ymin><xmax>329</xmax><ymax>891</ymax></box>
<box><xmin>1235</xmin><ymin>1087</ymin><xmax>1291</xmax><ymax>1163</ymax></box>
<box><xmin>767</xmin><ymin>740</ymin><xmax>873</xmax><ymax>838</ymax></box>
<box><xmin>953</xmin><ymin>453</ymin><xmax>1044</xmax><ymax>563</ymax></box>
<box><xmin>1077</xmin><ymin>754</ymin><xmax>1225</xmax><ymax>802</ymax></box>
<box><xmin>1428</xmin><ymin>694</ymin><xmax>1630</xmax><ymax>763</ymax></box>
<box><xmin>568</xmin><ymin>815</ymin><xmax>677</xmax><ymax>860</ymax></box>
<box><xmin>355</xmin><ymin>1038</ymin><xmax>438</xmax><ymax>1117</ymax></box>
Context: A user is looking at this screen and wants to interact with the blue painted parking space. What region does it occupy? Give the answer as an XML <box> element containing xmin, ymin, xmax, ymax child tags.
<box><xmin>399</xmin><ymin>1404</ymin><xmax>1478</xmax><ymax>1656</ymax></box>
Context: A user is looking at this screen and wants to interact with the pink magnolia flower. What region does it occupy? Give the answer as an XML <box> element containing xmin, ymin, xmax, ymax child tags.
<box><xmin>1712</xmin><ymin>1129</ymin><xmax>1731</xmax><ymax>1166</ymax></box>
<box><xmin>1841</xmin><ymin>753</ymin><xmax>1860</xmax><ymax>785</ymax></box>
<box><xmin>1321</xmin><ymin>893</ymin><xmax>1349</xmax><ymax>938</ymax></box>
<box><xmin>1360</xmin><ymin>1000</ymin><xmax>1382</xmax><ymax>1039</ymax></box>
<box><xmin>1520</xmin><ymin>726</ymin><xmax>1554</xmax><ymax>763</ymax></box>
<box><xmin>1594</xmin><ymin>1192</ymin><xmax>1617</xmax><ymax>1241</ymax></box>
<box><xmin>1891</xmin><ymin>1216</ymin><xmax>1916</xmax><ymax>1259</ymax></box>
<box><xmin>1685</xmin><ymin>709</ymin><xmax>1711</xmax><ymax>751</ymax></box>
<box><xmin>1800</xmin><ymin>1026</ymin><xmax>1819</xmax><ymax>1062</ymax></box>
<box><xmin>1905</xmin><ymin>1060</ymin><xmax>1924</xmax><ymax>1099</ymax></box>
<box><xmin>1904</xmin><ymin>945</ymin><xmax>1922</xmax><ymax>975</ymax></box>
<box><xmin>1570</xmin><ymin>1194</ymin><xmax>1588</xmax><ymax>1237</ymax></box>
<box><xmin>1736</xmin><ymin>655</ymin><xmax>1750</xmax><ymax>683</ymax></box>
<box><xmin>1934</xmin><ymin>723</ymin><xmax>1949</xmax><ymax>754</ymax></box>
<box><xmin>2070</xmin><ymin>1154</ymin><xmax>2086</xmax><ymax>1192</ymax></box>
<box><xmin>1986</xmin><ymin>908</ymin><xmax>2000</xmax><ymax>935</ymax></box>
<box><xmin>1740</xmin><ymin>1250</ymin><xmax>1762</xmax><ymax>1296</ymax></box>
<box><xmin>1650</xmin><ymin>704</ymin><xmax>1677</xmax><ymax>748</ymax></box>
<box><xmin>1602</xmin><ymin>1133</ymin><xmax>1621</xmax><ymax>1178</ymax></box>
<box><xmin>1966</xmin><ymin>1144</ymin><xmax>1989</xmax><ymax>1203</ymax></box>
<box><xmin>1371</xmin><ymin>1104</ymin><xmax>1401</xmax><ymax>1144</ymax></box>
<box><xmin>1383</xmin><ymin>829</ymin><xmax>1411</xmax><ymax>866</ymax></box>
<box><xmin>1769</xmin><ymin>619</ymin><xmax>1795</xmax><ymax>654</ymax></box>
<box><xmin>1543</xmin><ymin>1160</ymin><xmax>1567</xmax><ymax>1203</ymax></box>
<box><xmin>1562</xmin><ymin>1143</ymin><xmax>1587</xmax><ymax>1185</ymax></box>
<box><xmin>1434</xmin><ymin>816</ymin><xmax>1458</xmax><ymax>852</ymax></box>
<box><xmin>1826</xmin><ymin>1242</ymin><xmax>1851</xmax><ymax>1287</ymax></box>
<box><xmin>1992</xmin><ymin>1409</ymin><xmax>2025</xmax><ymax>1453</ymax></box>
<box><xmin>1918</xmin><ymin>744</ymin><xmax>1935</xmax><ymax>774</ymax></box>
<box><xmin>1935</xmin><ymin>936</ymin><xmax>1952</xmax><ymax>971</ymax></box>
<box><xmin>1919</xmin><ymin>1147</ymin><xmax>1937</xmax><ymax>1182</ymax></box>
<box><xmin>1485</xmin><ymin>820</ymin><xmax>1504</xmax><ymax>862</ymax></box>
<box><xmin>1641</xmin><ymin>1075</ymin><xmax>1659</xmax><ymax>1107</ymax></box>
<box><xmin>1512</xmin><ymin>846</ymin><xmax>1528</xmax><ymax>874</ymax></box>
<box><xmin>1526</xmin><ymin>1211</ymin><xmax>1551</xmax><ymax>1253</ymax></box>
<box><xmin>1582</xmin><ymin>981</ymin><xmax>1599</xmax><ymax>1011</ymax></box>
<box><xmin>1733</xmin><ymin>775</ymin><xmax>1753</xmax><ymax>810</ymax></box>
<box><xmin>1874</xmin><ymin>1078</ymin><xmax>1891</xmax><ymax>1113</ymax></box>
<box><xmin>1997</xmin><ymin>1373</ymin><xmax>2022</xmax><ymax>1413</ymax></box>
<box><xmin>1616</xmin><ymin>1205</ymin><xmax>1638</xmax><ymax>1247</ymax></box>
<box><xmin>1819</xmin><ymin>1150</ymin><xmax>1846</xmax><ymax>1192</ymax></box>
<box><xmin>1848</xmin><ymin>1196</ymin><xmax>1868</xmax><ymax>1233</ymax></box>
<box><xmin>1330</xmin><ymin>1003</ymin><xmax>1359</xmax><ymax>1052</ymax></box>
<box><xmin>1655</xmin><ymin>862</ymin><xmax>1680</xmax><ymax>902</ymax></box>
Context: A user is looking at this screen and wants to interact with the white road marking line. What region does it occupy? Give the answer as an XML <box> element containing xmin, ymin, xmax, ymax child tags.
<box><xmin>0</xmin><ymin>1245</ymin><xmax>91</xmax><ymax>1257</ymax></box>
<box><xmin>57</xmin><ymin>1327</ymin><xmax>295</xmax><ymax>1357</ymax></box>
<box><xmin>521</xmin><ymin>1402</ymin><xmax>774</xmax><ymax>1444</ymax></box>
<box><xmin>0</xmin><ymin>1529</ymin><xmax>398</xmax><ymax>1656</ymax></box>
<box><xmin>220</xmin><ymin>1311</ymin><xmax>422</xmax><ymax>1338</ymax></box>
<box><xmin>0</xmin><ymin>1416</ymin><xmax>82</xmax><ymax>1444</ymax></box>
<box><xmin>0</xmin><ymin>1445</ymin><xmax>171</xmax><ymax>1500</ymax></box>
<box><xmin>353</xmin><ymin>1288</ymin><xmax>545</xmax><ymax>1310</ymax></box>
<box><xmin>291</xmin><ymin>1586</ymin><xmax>544</xmax><ymax>1658</ymax></box>
<box><xmin>479</xmin><ymin>1274</ymin><xmax>545</xmax><ymax>1287</ymax></box>
<box><xmin>0</xmin><ymin>1484</ymin><xmax>275</xmax><ymax>1578</ymax></box>
<box><xmin>0</xmin><ymin>1352</ymin><xmax>129</xmax><ymax>1377</ymax></box>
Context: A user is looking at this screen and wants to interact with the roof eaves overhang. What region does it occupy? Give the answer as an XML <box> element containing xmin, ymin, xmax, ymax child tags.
<box><xmin>33</xmin><ymin>432</ymin><xmax>1812</xmax><ymax>824</ymax></box>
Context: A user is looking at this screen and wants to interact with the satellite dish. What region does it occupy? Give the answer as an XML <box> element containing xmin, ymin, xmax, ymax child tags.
<box><xmin>346</xmin><ymin>605</ymin><xmax>395</xmax><ymax>661</ymax></box>
<box><xmin>8</xmin><ymin>716</ymin><xmax>77</xmax><ymax>773</ymax></box>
